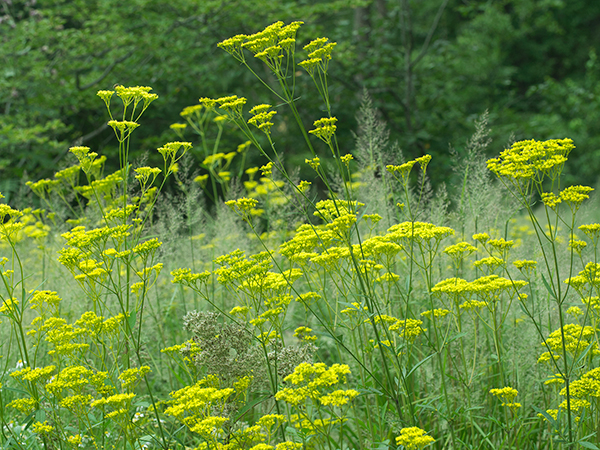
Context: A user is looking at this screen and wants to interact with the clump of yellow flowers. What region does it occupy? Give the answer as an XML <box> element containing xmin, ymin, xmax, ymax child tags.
<box><xmin>490</xmin><ymin>387</ymin><xmax>521</xmax><ymax>412</ymax></box>
<box><xmin>396</xmin><ymin>427</ymin><xmax>435</xmax><ymax>450</ymax></box>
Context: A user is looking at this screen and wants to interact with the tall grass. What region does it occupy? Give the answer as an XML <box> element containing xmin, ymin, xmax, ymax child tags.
<box><xmin>1</xmin><ymin>21</ymin><xmax>600</xmax><ymax>450</ymax></box>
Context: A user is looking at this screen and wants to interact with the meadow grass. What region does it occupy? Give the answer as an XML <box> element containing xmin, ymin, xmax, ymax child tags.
<box><xmin>1</xmin><ymin>21</ymin><xmax>600</xmax><ymax>450</ymax></box>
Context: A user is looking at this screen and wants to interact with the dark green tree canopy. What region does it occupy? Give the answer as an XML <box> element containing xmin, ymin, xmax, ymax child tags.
<box><xmin>2</xmin><ymin>0</ymin><xmax>599</xmax><ymax>199</ymax></box>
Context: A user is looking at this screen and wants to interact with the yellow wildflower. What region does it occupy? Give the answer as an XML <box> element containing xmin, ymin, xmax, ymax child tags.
<box><xmin>396</xmin><ymin>427</ymin><xmax>435</xmax><ymax>450</ymax></box>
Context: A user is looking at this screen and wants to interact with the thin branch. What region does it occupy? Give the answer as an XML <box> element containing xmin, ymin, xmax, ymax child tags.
<box><xmin>164</xmin><ymin>15</ymin><xmax>202</xmax><ymax>34</ymax></box>
<box><xmin>52</xmin><ymin>123</ymin><xmax>109</xmax><ymax>165</ymax></box>
<box><xmin>411</xmin><ymin>0</ymin><xmax>450</xmax><ymax>69</ymax></box>
<box><xmin>75</xmin><ymin>48</ymin><xmax>136</xmax><ymax>91</ymax></box>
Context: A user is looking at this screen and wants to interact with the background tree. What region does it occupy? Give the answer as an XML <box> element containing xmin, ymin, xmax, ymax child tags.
<box><xmin>2</xmin><ymin>0</ymin><xmax>600</xmax><ymax>201</ymax></box>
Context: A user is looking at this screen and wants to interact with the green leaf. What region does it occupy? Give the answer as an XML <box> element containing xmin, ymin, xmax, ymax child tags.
<box><xmin>359</xmin><ymin>386</ymin><xmax>384</xmax><ymax>396</ymax></box>
<box><xmin>541</xmin><ymin>273</ymin><xmax>557</xmax><ymax>300</ymax></box>
<box><xmin>573</xmin><ymin>341</ymin><xmax>595</xmax><ymax>368</ymax></box>
<box><xmin>447</xmin><ymin>331</ymin><xmax>469</xmax><ymax>344</ymax></box>
<box><xmin>128</xmin><ymin>310</ymin><xmax>137</xmax><ymax>331</ymax></box>
<box><xmin>578</xmin><ymin>442</ymin><xmax>600</xmax><ymax>449</ymax></box>
<box><xmin>532</xmin><ymin>405</ymin><xmax>558</xmax><ymax>428</ymax></box>
<box><xmin>406</xmin><ymin>353</ymin><xmax>436</xmax><ymax>378</ymax></box>
<box><xmin>233</xmin><ymin>394</ymin><xmax>271</xmax><ymax>422</ymax></box>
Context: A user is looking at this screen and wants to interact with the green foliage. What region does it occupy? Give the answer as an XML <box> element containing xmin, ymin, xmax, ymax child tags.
<box><xmin>3</xmin><ymin>16</ymin><xmax>600</xmax><ymax>450</ymax></box>
<box><xmin>3</xmin><ymin>0</ymin><xmax>600</xmax><ymax>202</ymax></box>
<box><xmin>0</xmin><ymin>0</ymin><xmax>364</xmax><ymax>199</ymax></box>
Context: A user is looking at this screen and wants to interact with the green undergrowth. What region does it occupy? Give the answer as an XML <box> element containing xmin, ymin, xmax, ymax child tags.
<box><xmin>1</xmin><ymin>21</ymin><xmax>600</xmax><ymax>450</ymax></box>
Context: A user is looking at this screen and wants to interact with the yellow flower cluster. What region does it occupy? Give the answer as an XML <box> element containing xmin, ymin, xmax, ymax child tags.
<box><xmin>309</xmin><ymin>246</ymin><xmax>350</xmax><ymax>269</ymax></box>
<box><xmin>297</xmin><ymin>180</ymin><xmax>311</xmax><ymax>194</ymax></box>
<box><xmin>309</xmin><ymin>117</ymin><xmax>337</xmax><ymax>144</ymax></box>
<box><xmin>279</xmin><ymin>224</ymin><xmax>334</xmax><ymax>260</ymax></box>
<box><xmin>386</xmin><ymin>161</ymin><xmax>415</xmax><ymax>178</ymax></box>
<box><xmin>299</xmin><ymin>37</ymin><xmax>336</xmax><ymax>76</ymax></box>
<box><xmin>171</xmin><ymin>267</ymin><xmax>211</xmax><ymax>288</ymax></box>
<box><xmin>473</xmin><ymin>256</ymin><xmax>505</xmax><ymax>271</ymax></box>
<box><xmin>46</xmin><ymin>365</ymin><xmax>109</xmax><ymax>398</ymax></box>
<box><xmin>25</xmin><ymin>178</ymin><xmax>61</xmax><ymax>198</ymax></box>
<box><xmin>60</xmin><ymin>224</ymin><xmax>130</xmax><ymax>251</ymax></box>
<box><xmin>443</xmin><ymin>241</ymin><xmax>478</xmax><ymax>258</ymax></box>
<box><xmin>181</xmin><ymin>104</ymin><xmax>204</xmax><ymax>120</ymax></box>
<box><xmin>420</xmin><ymin>308</ymin><xmax>450</xmax><ymax>320</ymax></box>
<box><xmin>487</xmin><ymin>138</ymin><xmax>574</xmax><ymax>182</ymax></box>
<box><xmin>248</xmin><ymin>104</ymin><xmax>277</xmax><ymax>135</ymax></box>
<box><xmin>562</xmin><ymin>367</ymin><xmax>600</xmax><ymax>407</ymax></box>
<box><xmin>432</xmin><ymin>275</ymin><xmax>527</xmax><ymax>307</ymax></box>
<box><xmin>61</xmin><ymin>394</ymin><xmax>94</xmax><ymax>414</ymax></box>
<box><xmin>313</xmin><ymin>199</ymin><xmax>363</xmax><ymax>222</ymax></box>
<box><xmin>219</xmin><ymin>21</ymin><xmax>303</xmax><ymax>67</ymax></box>
<box><xmin>214</xmin><ymin>249</ymin><xmax>272</xmax><ymax>285</ymax></box>
<box><xmin>165</xmin><ymin>376</ymin><xmax>233</xmax><ymax>438</ymax></box>
<box><xmin>28</xmin><ymin>290</ymin><xmax>61</xmax><ymax>314</ymax></box>
<box><xmin>387</xmin><ymin>221</ymin><xmax>454</xmax><ymax>244</ymax></box>
<box><xmin>42</xmin><ymin>317</ymin><xmax>89</xmax><ymax>356</ymax></box>
<box><xmin>11</xmin><ymin>365</ymin><xmax>56</xmax><ymax>383</ymax></box>
<box><xmin>569</xmin><ymin>238</ymin><xmax>587</xmax><ymax>254</ymax></box>
<box><xmin>385</xmin><ymin>155</ymin><xmax>432</xmax><ymax>185</ymax></box>
<box><xmin>328</xmin><ymin>214</ymin><xmax>358</xmax><ymax>235</ymax></box>
<box><xmin>356</xmin><ymin>236</ymin><xmax>403</xmax><ymax>261</ymax></box>
<box><xmin>472</xmin><ymin>232</ymin><xmax>490</xmax><ymax>243</ymax></box>
<box><xmin>55</xmin><ymin>164</ymin><xmax>81</xmax><ymax>186</ymax></box>
<box><xmin>395</xmin><ymin>427</ymin><xmax>435</xmax><ymax>450</ymax></box>
<box><xmin>487</xmin><ymin>238</ymin><xmax>514</xmax><ymax>252</ymax></box>
<box><xmin>513</xmin><ymin>259</ymin><xmax>537</xmax><ymax>271</ymax></box>
<box><xmin>469</xmin><ymin>275</ymin><xmax>527</xmax><ymax>298</ymax></box>
<box><xmin>108</xmin><ymin>120</ymin><xmax>140</xmax><ymax>133</ymax></box>
<box><xmin>118</xmin><ymin>366</ymin><xmax>150</xmax><ymax>390</ymax></box>
<box><xmin>132</xmin><ymin>237</ymin><xmax>162</xmax><ymax>258</ymax></box>
<box><xmin>581</xmin><ymin>296</ymin><xmax>600</xmax><ymax>315</ymax></box>
<box><xmin>91</xmin><ymin>392</ymin><xmax>136</xmax><ymax>419</ymax></box>
<box><xmin>541</xmin><ymin>185</ymin><xmax>593</xmax><ymax>211</ymax></box>
<box><xmin>225</xmin><ymin>197</ymin><xmax>260</xmax><ymax>217</ymax></box>
<box><xmin>214</xmin><ymin>96</ymin><xmax>246</xmax><ymax>119</ymax></box>
<box><xmin>375</xmin><ymin>272</ymin><xmax>400</xmax><ymax>284</ymax></box>
<box><xmin>538</xmin><ymin>324</ymin><xmax>599</xmax><ymax>363</ymax></box>
<box><xmin>431</xmin><ymin>277</ymin><xmax>471</xmax><ymax>296</ymax></box>
<box><xmin>579</xmin><ymin>223</ymin><xmax>600</xmax><ymax>242</ymax></box>
<box><xmin>275</xmin><ymin>362</ymin><xmax>354</xmax><ymax>407</ymax></box>
<box><xmin>340</xmin><ymin>153</ymin><xmax>353</xmax><ymax>165</ymax></box>
<box><xmin>489</xmin><ymin>386</ymin><xmax>521</xmax><ymax>410</ymax></box>
<box><xmin>305</xmin><ymin>156</ymin><xmax>320</xmax><ymax>170</ymax></box>
<box><xmin>319</xmin><ymin>389</ymin><xmax>359</xmax><ymax>406</ymax></box>
<box><xmin>134</xmin><ymin>166</ymin><xmax>161</xmax><ymax>189</ymax></box>
<box><xmin>110</xmin><ymin>85</ymin><xmax>158</xmax><ymax>108</ymax></box>
<box><xmin>69</xmin><ymin>146</ymin><xmax>99</xmax><ymax>174</ymax></box>
<box><xmin>564</xmin><ymin>262</ymin><xmax>600</xmax><ymax>290</ymax></box>
<box><xmin>261</xmin><ymin>162</ymin><xmax>274</xmax><ymax>177</ymax></box>
<box><xmin>293</xmin><ymin>326</ymin><xmax>317</xmax><ymax>343</ymax></box>
<box><xmin>32</xmin><ymin>421</ymin><xmax>54</xmax><ymax>434</ymax></box>
<box><xmin>7</xmin><ymin>398</ymin><xmax>37</xmax><ymax>413</ymax></box>
<box><xmin>75</xmin><ymin>169</ymin><xmax>122</xmax><ymax>200</ymax></box>
<box><xmin>560</xmin><ymin>185</ymin><xmax>594</xmax><ymax>209</ymax></box>
<box><xmin>386</xmin><ymin>318</ymin><xmax>426</xmax><ymax>341</ymax></box>
<box><xmin>541</xmin><ymin>192</ymin><xmax>561</xmax><ymax>209</ymax></box>
<box><xmin>157</xmin><ymin>141</ymin><xmax>192</xmax><ymax>173</ymax></box>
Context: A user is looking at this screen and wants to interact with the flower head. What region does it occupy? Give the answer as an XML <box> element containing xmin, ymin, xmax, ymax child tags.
<box><xmin>309</xmin><ymin>117</ymin><xmax>337</xmax><ymax>144</ymax></box>
<box><xmin>396</xmin><ymin>427</ymin><xmax>435</xmax><ymax>450</ymax></box>
<box><xmin>487</xmin><ymin>138</ymin><xmax>574</xmax><ymax>183</ymax></box>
